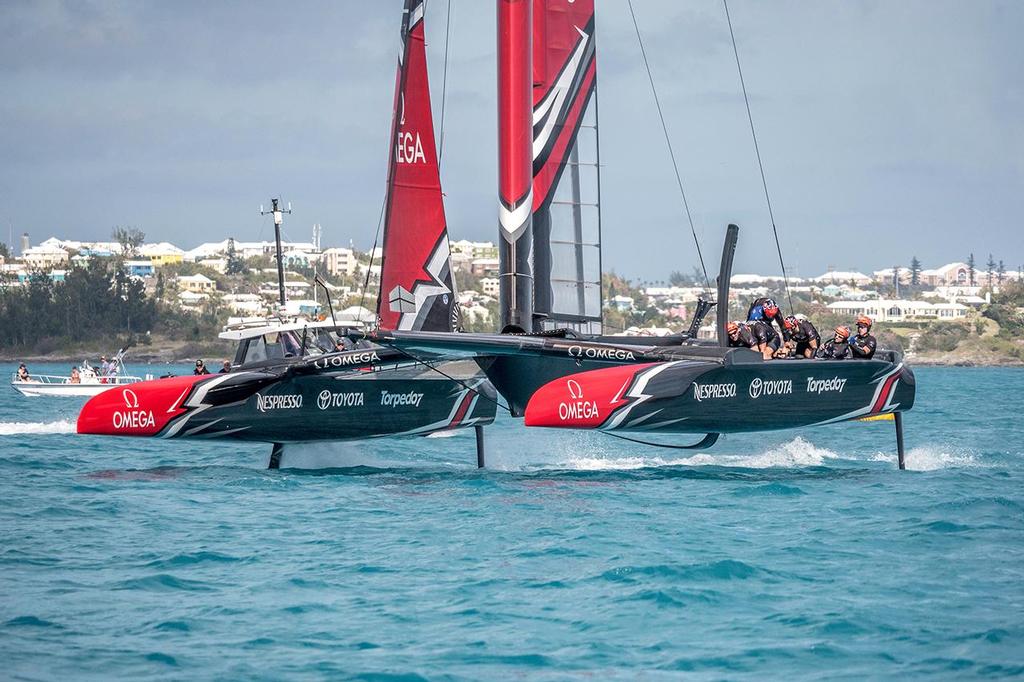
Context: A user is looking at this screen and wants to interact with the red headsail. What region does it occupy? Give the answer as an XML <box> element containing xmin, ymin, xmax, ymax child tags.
<box><xmin>377</xmin><ymin>0</ymin><xmax>459</xmax><ymax>332</ymax></box>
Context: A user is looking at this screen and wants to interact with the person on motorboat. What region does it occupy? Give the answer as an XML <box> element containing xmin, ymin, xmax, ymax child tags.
<box><xmin>218</xmin><ymin>360</ymin><xmax>232</xmax><ymax>374</ymax></box>
<box><xmin>727</xmin><ymin>321</ymin><xmax>775</xmax><ymax>360</ymax></box>
<box><xmin>193</xmin><ymin>359</ymin><xmax>211</xmax><ymax>375</ymax></box>
<box><xmin>816</xmin><ymin>326</ymin><xmax>852</xmax><ymax>360</ymax></box>
<box><xmin>17</xmin><ymin>363</ymin><xmax>30</xmax><ymax>381</ymax></box>
<box><xmin>69</xmin><ymin>367</ymin><xmax>81</xmax><ymax>384</ymax></box>
<box><xmin>850</xmin><ymin>315</ymin><xmax>877</xmax><ymax>360</ymax></box>
<box><xmin>782</xmin><ymin>315</ymin><xmax>820</xmax><ymax>358</ymax></box>
<box><xmin>99</xmin><ymin>355</ymin><xmax>110</xmax><ymax>375</ymax></box>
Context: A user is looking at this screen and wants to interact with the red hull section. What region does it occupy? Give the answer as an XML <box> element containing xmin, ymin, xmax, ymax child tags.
<box><xmin>524</xmin><ymin>363</ymin><xmax>648</xmax><ymax>429</ymax></box>
<box><xmin>77</xmin><ymin>375</ymin><xmax>208</xmax><ymax>437</ymax></box>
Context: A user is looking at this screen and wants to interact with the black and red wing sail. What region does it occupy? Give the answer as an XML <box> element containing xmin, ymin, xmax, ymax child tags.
<box><xmin>377</xmin><ymin>0</ymin><xmax>460</xmax><ymax>333</ymax></box>
<box><xmin>531</xmin><ymin>0</ymin><xmax>602</xmax><ymax>333</ymax></box>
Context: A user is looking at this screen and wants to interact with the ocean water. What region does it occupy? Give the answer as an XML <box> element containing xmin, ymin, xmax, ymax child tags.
<box><xmin>2</xmin><ymin>363</ymin><xmax>1022</xmax><ymax>680</ymax></box>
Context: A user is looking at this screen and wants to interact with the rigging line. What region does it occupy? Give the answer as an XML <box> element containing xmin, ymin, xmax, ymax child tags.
<box><xmin>388</xmin><ymin>345</ymin><xmax>513</xmax><ymax>416</ymax></box>
<box><xmin>437</xmin><ymin>0</ymin><xmax>453</xmax><ymax>165</ymax></box>
<box><xmin>626</xmin><ymin>0</ymin><xmax>711</xmax><ymax>296</ymax></box>
<box><xmin>722</xmin><ymin>0</ymin><xmax>794</xmax><ymax>313</ymax></box>
<box><xmin>355</xmin><ymin>193</ymin><xmax>387</xmax><ymax>328</ymax></box>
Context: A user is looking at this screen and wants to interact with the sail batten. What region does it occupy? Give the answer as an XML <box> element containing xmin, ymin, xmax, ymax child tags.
<box><xmin>377</xmin><ymin>0</ymin><xmax>460</xmax><ymax>333</ymax></box>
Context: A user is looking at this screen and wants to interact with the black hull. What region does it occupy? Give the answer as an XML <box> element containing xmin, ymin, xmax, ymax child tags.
<box><xmin>77</xmin><ymin>360</ymin><xmax>497</xmax><ymax>444</ymax></box>
<box><xmin>523</xmin><ymin>355</ymin><xmax>914</xmax><ymax>434</ymax></box>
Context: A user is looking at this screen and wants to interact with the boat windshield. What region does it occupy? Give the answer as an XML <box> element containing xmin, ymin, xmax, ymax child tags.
<box><xmin>238</xmin><ymin>329</ymin><xmax>336</xmax><ymax>365</ymax></box>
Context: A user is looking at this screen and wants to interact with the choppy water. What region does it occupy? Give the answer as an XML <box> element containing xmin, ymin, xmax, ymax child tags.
<box><xmin>2</xmin><ymin>363</ymin><xmax>1022</xmax><ymax>679</ymax></box>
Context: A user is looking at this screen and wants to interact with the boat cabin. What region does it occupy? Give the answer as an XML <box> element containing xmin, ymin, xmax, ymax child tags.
<box><xmin>219</xmin><ymin>320</ymin><xmax>365</xmax><ymax>368</ymax></box>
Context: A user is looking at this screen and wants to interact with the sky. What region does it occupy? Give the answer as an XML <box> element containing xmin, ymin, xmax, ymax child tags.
<box><xmin>2</xmin><ymin>0</ymin><xmax>1021</xmax><ymax>281</ymax></box>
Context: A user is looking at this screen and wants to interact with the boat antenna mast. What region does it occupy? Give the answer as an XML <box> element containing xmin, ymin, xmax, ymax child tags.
<box><xmin>722</xmin><ymin>0</ymin><xmax>794</xmax><ymax>313</ymax></box>
<box><xmin>260</xmin><ymin>198</ymin><xmax>292</xmax><ymax>309</ymax></box>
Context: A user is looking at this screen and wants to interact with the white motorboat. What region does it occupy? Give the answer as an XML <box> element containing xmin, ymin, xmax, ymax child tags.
<box><xmin>11</xmin><ymin>349</ymin><xmax>148</xmax><ymax>398</ymax></box>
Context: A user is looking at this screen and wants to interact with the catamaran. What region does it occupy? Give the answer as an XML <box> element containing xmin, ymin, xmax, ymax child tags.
<box><xmin>362</xmin><ymin>0</ymin><xmax>917</xmax><ymax>468</ymax></box>
<box><xmin>76</xmin><ymin>0</ymin><xmax>497</xmax><ymax>467</ymax></box>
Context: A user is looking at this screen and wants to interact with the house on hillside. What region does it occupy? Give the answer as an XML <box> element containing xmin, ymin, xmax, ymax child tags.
<box><xmin>919</xmin><ymin>262</ymin><xmax>970</xmax><ymax>287</ymax></box>
<box><xmin>813</xmin><ymin>270</ymin><xmax>872</xmax><ymax>286</ymax></box>
<box><xmin>828</xmin><ymin>298</ymin><xmax>968</xmax><ymax>322</ymax></box>
<box><xmin>176</xmin><ymin>273</ymin><xmax>216</xmax><ymax>294</ymax></box>
<box><xmin>22</xmin><ymin>244</ymin><xmax>69</xmax><ymax>270</ymax></box>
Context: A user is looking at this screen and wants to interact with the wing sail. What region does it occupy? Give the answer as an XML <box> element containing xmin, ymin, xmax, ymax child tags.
<box><xmin>531</xmin><ymin>0</ymin><xmax>602</xmax><ymax>334</ymax></box>
<box><xmin>377</xmin><ymin>0</ymin><xmax>460</xmax><ymax>333</ymax></box>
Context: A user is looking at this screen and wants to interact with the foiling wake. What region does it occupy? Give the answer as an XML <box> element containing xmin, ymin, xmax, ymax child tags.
<box><xmin>553</xmin><ymin>437</ymin><xmax>979</xmax><ymax>473</ymax></box>
<box><xmin>0</xmin><ymin>420</ymin><xmax>76</xmax><ymax>436</ymax></box>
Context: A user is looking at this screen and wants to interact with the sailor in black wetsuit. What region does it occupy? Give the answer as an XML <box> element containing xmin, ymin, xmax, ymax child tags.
<box><xmin>727</xmin><ymin>321</ymin><xmax>774</xmax><ymax>360</ymax></box>
<box><xmin>782</xmin><ymin>315</ymin><xmax>820</xmax><ymax>358</ymax></box>
<box><xmin>816</xmin><ymin>326</ymin><xmax>852</xmax><ymax>360</ymax></box>
<box><xmin>850</xmin><ymin>315</ymin><xmax>877</xmax><ymax>360</ymax></box>
<box><xmin>746</xmin><ymin>297</ymin><xmax>784</xmax><ymax>352</ymax></box>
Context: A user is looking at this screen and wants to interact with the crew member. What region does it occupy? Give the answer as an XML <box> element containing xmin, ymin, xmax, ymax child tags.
<box><xmin>816</xmin><ymin>326</ymin><xmax>852</xmax><ymax>360</ymax></box>
<box><xmin>193</xmin><ymin>359</ymin><xmax>211</xmax><ymax>375</ymax></box>
<box><xmin>747</xmin><ymin>297</ymin><xmax>785</xmax><ymax>350</ymax></box>
<box><xmin>218</xmin><ymin>360</ymin><xmax>232</xmax><ymax>374</ymax></box>
<box><xmin>783</xmin><ymin>315</ymin><xmax>820</xmax><ymax>358</ymax></box>
<box><xmin>850</xmin><ymin>315</ymin><xmax>877</xmax><ymax>360</ymax></box>
<box><xmin>17</xmin><ymin>363</ymin><xmax>30</xmax><ymax>381</ymax></box>
<box><xmin>727</xmin><ymin>321</ymin><xmax>775</xmax><ymax>360</ymax></box>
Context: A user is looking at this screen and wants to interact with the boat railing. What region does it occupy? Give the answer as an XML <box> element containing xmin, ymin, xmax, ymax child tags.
<box><xmin>10</xmin><ymin>373</ymin><xmax>144</xmax><ymax>386</ymax></box>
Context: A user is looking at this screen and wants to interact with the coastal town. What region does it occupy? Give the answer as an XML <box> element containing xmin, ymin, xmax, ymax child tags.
<box><xmin>2</xmin><ymin>229</ymin><xmax>1022</xmax><ymax>365</ymax></box>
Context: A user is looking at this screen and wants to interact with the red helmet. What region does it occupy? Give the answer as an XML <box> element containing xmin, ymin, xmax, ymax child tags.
<box><xmin>834</xmin><ymin>325</ymin><xmax>850</xmax><ymax>340</ymax></box>
<box><xmin>856</xmin><ymin>315</ymin><xmax>873</xmax><ymax>329</ymax></box>
<box><xmin>763</xmin><ymin>299</ymin><xmax>779</xmax><ymax>316</ymax></box>
<box><xmin>783</xmin><ymin>315</ymin><xmax>798</xmax><ymax>330</ymax></box>
<box><xmin>727</xmin><ymin>321</ymin><xmax>740</xmax><ymax>334</ymax></box>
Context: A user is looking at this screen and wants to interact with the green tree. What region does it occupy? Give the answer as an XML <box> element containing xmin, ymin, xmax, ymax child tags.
<box><xmin>0</xmin><ymin>242</ymin><xmax>10</xmax><ymax>259</ymax></box>
<box><xmin>225</xmin><ymin>238</ymin><xmax>247</xmax><ymax>275</ymax></box>
<box><xmin>986</xmin><ymin>254</ymin><xmax>996</xmax><ymax>288</ymax></box>
<box><xmin>967</xmin><ymin>253</ymin><xmax>976</xmax><ymax>286</ymax></box>
<box><xmin>112</xmin><ymin>226</ymin><xmax>145</xmax><ymax>260</ymax></box>
<box><xmin>909</xmin><ymin>256</ymin><xmax>922</xmax><ymax>286</ymax></box>
<box><xmin>997</xmin><ymin>260</ymin><xmax>1006</xmax><ymax>285</ymax></box>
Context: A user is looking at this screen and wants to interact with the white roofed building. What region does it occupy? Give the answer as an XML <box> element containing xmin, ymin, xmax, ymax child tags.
<box><xmin>814</xmin><ymin>270</ymin><xmax>873</xmax><ymax>286</ymax></box>
<box><xmin>828</xmin><ymin>298</ymin><xmax>968</xmax><ymax>322</ymax></box>
<box><xmin>919</xmin><ymin>262</ymin><xmax>970</xmax><ymax>287</ymax></box>
<box><xmin>22</xmin><ymin>244</ymin><xmax>69</xmax><ymax>270</ymax></box>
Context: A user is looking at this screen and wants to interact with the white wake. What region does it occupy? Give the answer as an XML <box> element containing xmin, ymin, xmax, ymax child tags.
<box><xmin>0</xmin><ymin>420</ymin><xmax>76</xmax><ymax>435</ymax></box>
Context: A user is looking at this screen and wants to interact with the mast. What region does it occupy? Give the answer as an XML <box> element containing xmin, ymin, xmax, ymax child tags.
<box><xmin>260</xmin><ymin>198</ymin><xmax>291</xmax><ymax>307</ymax></box>
<box><xmin>376</xmin><ymin>0</ymin><xmax>460</xmax><ymax>333</ymax></box>
<box><xmin>497</xmin><ymin>0</ymin><xmax>534</xmax><ymax>331</ymax></box>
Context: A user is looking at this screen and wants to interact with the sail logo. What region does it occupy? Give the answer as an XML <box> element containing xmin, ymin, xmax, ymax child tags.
<box><xmin>395</xmin><ymin>93</ymin><xmax>426</xmax><ymax>164</ymax></box>
<box><xmin>567</xmin><ymin>345</ymin><xmax>636</xmax><ymax>362</ymax></box>
<box><xmin>558</xmin><ymin>378</ymin><xmax>600</xmax><ymax>421</ymax></box>
<box><xmin>380</xmin><ymin>390</ymin><xmax>423</xmax><ymax>408</ymax></box>
<box><xmin>112</xmin><ymin>388</ymin><xmax>156</xmax><ymax>430</ymax></box>
<box><xmin>749</xmin><ymin>378</ymin><xmax>793</xmax><ymax>400</ymax></box>
<box><xmin>693</xmin><ymin>382</ymin><xmax>737</xmax><ymax>402</ymax></box>
<box><xmin>314</xmin><ymin>351</ymin><xmax>381</xmax><ymax>369</ymax></box>
<box><xmin>317</xmin><ymin>390</ymin><xmax>365</xmax><ymax>411</ymax></box>
<box><xmin>806</xmin><ymin>377</ymin><xmax>847</xmax><ymax>395</ymax></box>
<box><xmin>396</xmin><ymin>131</ymin><xmax>426</xmax><ymax>164</ymax></box>
<box><xmin>256</xmin><ymin>394</ymin><xmax>303</xmax><ymax>412</ymax></box>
